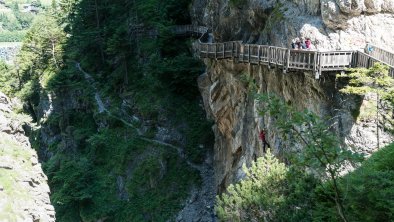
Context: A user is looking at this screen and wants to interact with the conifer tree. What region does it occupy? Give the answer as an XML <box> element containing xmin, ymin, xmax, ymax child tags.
<box><xmin>337</xmin><ymin>63</ymin><xmax>394</xmax><ymax>149</ymax></box>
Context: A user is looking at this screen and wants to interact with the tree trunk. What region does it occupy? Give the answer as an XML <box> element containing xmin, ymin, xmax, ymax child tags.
<box><xmin>332</xmin><ymin>176</ymin><xmax>348</xmax><ymax>222</ymax></box>
<box><xmin>16</xmin><ymin>67</ymin><xmax>21</xmax><ymax>90</ymax></box>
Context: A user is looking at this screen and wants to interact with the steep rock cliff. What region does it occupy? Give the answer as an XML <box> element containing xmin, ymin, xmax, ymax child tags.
<box><xmin>198</xmin><ymin>60</ymin><xmax>393</xmax><ymax>191</ymax></box>
<box><xmin>0</xmin><ymin>92</ymin><xmax>55</xmax><ymax>222</ymax></box>
<box><xmin>192</xmin><ymin>0</ymin><xmax>394</xmax><ymax>50</ymax></box>
<box><xmin>193</xmin><ymin>0</ymin><xmax>394</xmax><ymax>191</ymax></box>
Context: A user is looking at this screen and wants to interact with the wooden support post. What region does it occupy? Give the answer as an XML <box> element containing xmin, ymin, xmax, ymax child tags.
<box><xmin>267</xmin><ymin>46</ymin><xmax>271</xmax><ymax>69</ymax></box>
<box><xmin>215</xmin><ymin>44</ymin><xmax>217</xmax><ymax>60</ymax></box>
<box><xmin>258</xmin><ymin>45</ymin><xmax>261</xmax><ymax>65</ymax></box>
<box><xmin>316</xmin><ymin>52</ymin><xmax>322</xmax><ymax>79</ymax></box>
<box><xmin>315</xmin><ymin>71</ymin><xmax>320</xmax><ymax>79</ymax></box>
<box><xmin>313</xmin><ymin>51</ymin><xmax>318</xmax><ymax>72</ymax></box>
<box><xmin>248</xmin><ymin>45</ymin><xmax>251</xmax><ymax>63</ymax></box>
<box><xmin>223</xmin><ymin>43</ymin><xmax>225</xmax><ymax>58</ymax></box>
<box><xmin>236</xmin><ymin>43</ymin><xmax>239</xmax><ymax>59</ymax></box>
<box><xmin>232</xmin><ymin>42</ymin><xmax>235</xmax><ymax>58</ymax></box>
<box><xmin>236</xmin><ymin>43</ymin><xmax>240</xmax><ymax>63</ymax></box>
<box><xmin>285</xmin><ymin>49</ymin><xmax>290</xmax><ymax>73</ymax></box>
<box><xmin>242</xmin><ymin>45</ymin><xmax>245</xmax><ymax>62</ymax></box>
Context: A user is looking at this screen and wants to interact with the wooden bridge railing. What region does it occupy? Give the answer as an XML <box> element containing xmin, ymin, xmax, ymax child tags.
<box><xmin>355</xmin><ymin>51</ymin><xmax>394</xmax><ymax>77</ymax></box>
<box><xmin>166</xmin><ymin>25</ymin><xmax>394</xmax><ymax>79</ymax></box>
<box><xmin>366</xmin><ymin>44</ymin><xmax>394</xmax><ymax>67</ymax></box>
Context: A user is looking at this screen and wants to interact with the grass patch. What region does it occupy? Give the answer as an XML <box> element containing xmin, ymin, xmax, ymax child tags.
<box><xmin>358</xmin><ymin>99</ymin><xmax>377</xmax><ymax>122</ymax></box>
<box><xmin>229</xmin><ymin>0</ymin><xmax>247</xmax><ymax>8</ymax></box>
<box><xmin>0</xmin><ymin>132</ymin><xmax>34</xmax><ymax>220</ymax></box>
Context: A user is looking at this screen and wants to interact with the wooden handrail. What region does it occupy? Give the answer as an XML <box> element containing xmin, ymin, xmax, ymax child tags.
<box><xmin>366</xmin><ymin>44</ymin><xmax>394</xmax><ymax>67</ymax></box>
<box><xmin>136</xmin><ymin>25</ymin><xmax>394</xmax><ymax>79</ymax></box>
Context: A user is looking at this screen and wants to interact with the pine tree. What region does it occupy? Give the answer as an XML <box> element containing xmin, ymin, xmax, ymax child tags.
<box><xmin>257</xmin><ymin>94</ymin><xmax>363</xmax><ymax>222</ymax></box>
<box><xmin>337</xmin><ymin>63</ymin><xmax>394</xmax><ymax>149</ymax></box>
<box><xmin>215</xmin><ymin>150</ymin><xmax>288</xmax><ymax>222</ymax></box>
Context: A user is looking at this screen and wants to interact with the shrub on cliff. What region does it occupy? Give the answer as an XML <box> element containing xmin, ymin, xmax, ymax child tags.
<box><xmin>314</xmin><ymin>143</ymin><xmax>394</xmax><ymax>222</ymax></box>
<box><xmin>216</xmin><ymin>94</ymin><xmax>393</xmax><ymax>222</ymax></box>
<box><xmin>215</xmin><ymin>150</ymin><xmax>287</xmax><ymax>221</ymax></box>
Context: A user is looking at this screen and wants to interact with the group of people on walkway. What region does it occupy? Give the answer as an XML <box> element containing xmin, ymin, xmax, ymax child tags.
<box><xmin>291</xmin><ymin>37</ymin><xmax>312</xmax><ymax>50</ymax></box>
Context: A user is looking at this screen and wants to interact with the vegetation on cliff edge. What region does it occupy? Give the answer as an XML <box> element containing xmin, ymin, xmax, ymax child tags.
<box><xmin>0</xmin><ymin>0</ymin><xmax>213</xmax><ymax>221</ymax></box>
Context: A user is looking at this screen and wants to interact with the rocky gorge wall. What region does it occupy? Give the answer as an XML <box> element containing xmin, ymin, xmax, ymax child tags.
<box><xmin>193</xmin><ymin>0</ymin><xmax>394</xmax><ymax>191</ymax></box>
<box><xmin>192</xmin><ymin>0</ymin><xmax>394</xmax><ymax>51</ymax></box>
<box><xmin>0</xmin><ymin>92</ymin><xmax>55</xmax><ymax>221</ymax></box>
<box><xmin>198</xmin><ymin>60</ymin><xmax>393</xmax><ymax>191</ymax></box>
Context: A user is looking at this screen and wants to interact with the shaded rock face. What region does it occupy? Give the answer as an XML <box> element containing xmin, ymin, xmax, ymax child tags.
<box><xmin>0</xmin><ymin>92</ymin><xmax>55</xmax><ymax>221</ymax></box>
<box><xmin>191</xmin><ymin>0</ymin><xmax>394</xmax><ymax>51</ymax></box>
<box><xmin>198</xmin><ymin>60</ymin><xmax>393</xmax><ymax>190</ymax></box>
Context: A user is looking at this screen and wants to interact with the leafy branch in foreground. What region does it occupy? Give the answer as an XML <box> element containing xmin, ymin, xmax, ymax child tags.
<box><xmin>256</xmin><ymin>94</ymin><xmax>363</xmax><ymax>222</ymax></box>
<box><xmin>216</xmin><ymin>94</ymin><xmax>363</xmax><ymax>222</ymax></box>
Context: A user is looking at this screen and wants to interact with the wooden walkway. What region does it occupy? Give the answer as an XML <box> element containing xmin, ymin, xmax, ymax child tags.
<box><xmin>172</xmin><ymin>25</ymin><xmax>394</xmax><ymax>79</ymax></box>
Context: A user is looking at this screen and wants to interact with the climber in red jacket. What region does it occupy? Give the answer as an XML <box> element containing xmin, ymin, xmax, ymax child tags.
<box><xmin>259</xmin><ymin>129</ymin><xmax>269</xmax><ymax>153</ymax></box>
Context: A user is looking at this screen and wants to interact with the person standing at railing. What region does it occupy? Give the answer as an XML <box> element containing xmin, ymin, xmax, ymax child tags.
<box><xmin>292</xmin><ymin>38</ymin><xmax>301</xmax><ymax>50</ymax></box>
<box><xmin>300</xmin><ymin>37</ymin><xmax>307</xmax><ymax>49</ymax></box>
<box><xmin>366</xmin><ymin>43</ymin><xmax>374</xmax><ymax>54</ymax></box>
<box><xmin>291</xmin><ymin>39</ymin><xmax>297</xmax><ymax>49</ymax></box>
<box><xmin>305</xmin><ymin>38</ymin><xmax>311</xmax><ymax>49</ymax></box>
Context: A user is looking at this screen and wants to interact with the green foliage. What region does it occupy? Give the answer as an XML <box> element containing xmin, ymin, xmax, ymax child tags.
<box><xmin>217</xmin><ymin>94</ymin><xmax>394</xmax><ymax>222</ymax></box>
<box><xmin>217</xmin><ymin>94</ymin><xmax>364</xmax><ymax>221</ymax></box>
<box><xmin>264</xmin><ymin>3</ymin><xmax>285</xmax><ymax>32</ymax></box>
<box><xmin>337</xmin><ymin>63</ymin><xmax>393</xmax><ymax>98</ymax></box>
<box><xmin>2</xmin><ymin>0</ymin><xmax>214</xmax><ymax>221</ymax></box>
<box><xmin>229</xmin><ymin>0</ymin><xmax>247</xmax><ymax>8</ymax></box>
<box><xmin>314</xmin><ymin>143</ymin><xmax>394</xmax><ymax>222</ymax></box>
<box><xmin>0</xmin><ymin>61</ymin><xmax>19</xmax><ymax>95</ymax></box>
<box><xmin>258</xmin><ymin>94</ymin><xmax>363</xmax><ymax>221</ymax></box>
<box><xmin>0</xmin><ymin>12</ymin><xmax>22</xmax><ymax>31</ymax></box>
<box><xmin>0</xmin><ymin>1</ymin><xmax>40</xmax><ymax>41</ymax></box>
<box><xmin>42</xmin><ymin>121</ymin><xmax>201</xmax><ymax>222</ymax></box>
<box><xmin>216</xmin><ymin>150</ymin><xmax>287</xmax><ymax>221</ymax></box>
<box><xmin>0</xmin><ymin>30</ymin><xmax>26</xmax><ymax>42</ymax></box>
<box><xmin>6</xmin><ymin>13</ymin><xmax>67</xmax><ymax>109</ymax></box>
<box><xmin>240</xmin><ymin>72</ymin><xmax>258</xmax><ymax>94</ymax></box>
<box><xmin>337</xmin><ymin>63</ymin><xmax>394</xmax><ymax>148</ymax></box>
<box><xmin>0</xmin><ymin>132</ymin><xmax>35</xmax><ymax>220</ymax></box>
<box><xmin>13</xmin><ymin>9</ymin><xmax>35</xmax><ymax>30</ymax></box>
<box><xmin>151</xmin><ymin>53</ymin><xmax>205</xmax><ymax>99</ymax></box>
